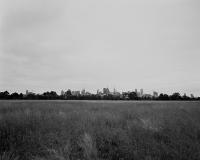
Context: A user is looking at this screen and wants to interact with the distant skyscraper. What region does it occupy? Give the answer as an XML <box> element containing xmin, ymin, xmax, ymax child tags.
<box><xmin>71</xmin><ymin>91</ymin><xmax>80</xmax><ymax>96</ymax></box>
<box><xmin>81</xmin><ymin>89</ymin><xmax>86</xmax><ymax>95</ymax></box>
<box><xmin>153</xmin><ymin>91</ymin><xmax>158</xmax><ymax>97</ymax></box>
<box><xmin>26</xmin><ymin>90</ymin><xmax>29</xmax><ymax>95</ymax></box>
<box><xmin>61</xmin><ymin>90</ymin><xmax>65</xmax><ymax>96</ymax></box>
<box><xmin>140</xmin><ymin>89</ymin><xmax>143</xmax><ymax>97</ymax></box>
<box><xmin>25</xmin><ymin>90</ymin><xmax>35</xmax><ymax>96</ymax></box>
<box><xmin>103</xmin><ymin>88</ymin><xmax>110</xmax><ymax>95</ymax></box>
<box><xmin>97</xmin><ymin>89</ymin><xmax>103</xmax><ymax>96</ymax></box>
<box><xmin>112</xmin><ymin>88</ymin><xmax>121</xmax><ymax>96</ymax></box>
<box><xmin>135</xmin><ymin>89</ymin><xmax>137</xmax><ymax>94</ymax></box>
<box><xmin>113</xmin><ymin>88</ymin><xmax>116</xmax><ymax>94</ymax></box>
<box><xmin>135</xmin><ymin>89</ymin><xmax>141</xmax><ymax>97</ymax></box>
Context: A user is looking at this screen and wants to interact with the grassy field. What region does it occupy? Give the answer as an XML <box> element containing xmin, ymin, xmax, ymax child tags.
<box><xmin>0</xmin><ymin>100</ymin><xmax>200</xmax><ymax>160</ymax></box>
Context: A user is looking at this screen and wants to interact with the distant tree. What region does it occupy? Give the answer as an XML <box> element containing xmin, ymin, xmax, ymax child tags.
<box><xmin>10</xmin><ymin>92</ymin><xmax>19</xmax><ymax>99</ymax></box>
<box><xmin>66</xmin><ymin>89</ymin><xmax>72</xmax><ymax>96</ymax></box>
<box><xmin>128</xmin><ymin>92</ymin><xmax>138</xmax><ymax>100</ymax></box>
<box><xmin>182</xmin><ymin>94</ymin><xmax>190</xmax><ymax>100</ymax></box>
<box><xmin>0</xmin><ymin>91</ymin><xmax>10</xmax><ymax>99</ymax></box>
<box><xmin>50</xmin><ymin>91</ymin><xmax>58</xmax><ymax>97</ymax></box>
<box><xmin>42</xmin><ymin>91</ymin><xmax>58</xmax><ymax>99</ymax></box>
<box><xmin>0</xmin><ymin>92</ymin><xmax>4</xmax><ymax>99</ymax></box>
<box><xmin>170</xmin><ymin>92</ymin><xmax>181</xmax><ymax>100</ymax></box>
<box><xmin>43</xmin><ymin>92</ymin><xmax>50</xmax><ymax>98</ymax></box>
<box><xmin>19</xmin><ymin>93</ymin><xmax>23</xmax><ymax>99</ymax></box>
<box><xmin>26</xmin><ymin>93</ymin><xmax>36</xmax><ymax>99</ymax></box>
<box><xmin>158</xmin><ymin>93</ymin><xmax>169</xmax><ymax>100</ymax></box>
<box><xmin>163</xmin><ymin>94</ymin><xmax>169</xmax><ymax>100</ymax></box>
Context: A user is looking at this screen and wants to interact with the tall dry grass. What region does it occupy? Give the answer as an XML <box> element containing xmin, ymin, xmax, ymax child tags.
<box><xmin>0</xmin><ymin>101</ymin><xmax>200</xmax><ymax>160</ymax></box>
<box><xmin>0</xmin><ymin>152</ymin><xmax>19</xmax><ymax>160</ymax></box>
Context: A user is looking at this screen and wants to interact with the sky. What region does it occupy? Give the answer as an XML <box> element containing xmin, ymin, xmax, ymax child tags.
<box><xmin>0</xmin><ymin>0</ymin><xmax>200</xmax><ymax>96</ymax></box>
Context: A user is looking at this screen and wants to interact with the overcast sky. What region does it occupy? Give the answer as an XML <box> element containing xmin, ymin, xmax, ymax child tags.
<box><xmin>0</xmin><ymin>0</ymin><xmax>200</xmax><ymax>95</ymax></box>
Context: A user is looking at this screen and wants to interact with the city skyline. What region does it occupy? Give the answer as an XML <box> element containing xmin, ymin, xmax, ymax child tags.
<box><xmin>1</xmin><ymin>87</ymin><xmax>197</xmax><ymax>100</ymax></box>
<box><xmin>16</xmin><ymin>87</ymin><xmax>197</xmax><ymax>98</ymax></box>
<box><xmin>1</xmin><ymin>0</ymin><xmax>200</xmax><ymax>95</ymax></box>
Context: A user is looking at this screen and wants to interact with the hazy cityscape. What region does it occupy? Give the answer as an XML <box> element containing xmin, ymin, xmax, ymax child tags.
<box><xmin>0</xmin><ymin>88</ymin><xmax>198</xmax><ymax>100</ymax></box>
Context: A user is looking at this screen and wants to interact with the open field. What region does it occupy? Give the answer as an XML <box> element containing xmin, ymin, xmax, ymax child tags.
<box><xmin>0</xmin><ymin>100</ymin><xmax>200</xmax><ymax>160</ymax></box>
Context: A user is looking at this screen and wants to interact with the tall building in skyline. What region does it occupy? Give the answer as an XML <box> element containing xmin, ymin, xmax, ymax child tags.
<box><xmin>103</xmin><ymin>88</ymin><xmax>110</xmax><ymax>95</ymax></box>
<box><xmin>153</xmin><ymin>91</ymin><xmax>158</xmax><ymax>98</ymax></box>
<box><xmin>26</xmin><ymin>90</ymin><xmax>28</xmax><ymax>96</ymax></box>
<box><xmin>140</xmin><ymin>89</ymin><xmax>143</xmax><ymax>97</ymax></box>
<box><xmin>60</xmin><ymin>90</ymin><xmax>65</xmax><ymax>96</ymax></box>
<box><xmin>25</xmin><ymin>90</ymin><xmax>35</xmax><ymax>96</ymax></box>
<box><xmin>135</xmin><ymin>89</ymin><xmax>137</xmax><ymax>94</ymax></box>
<box><xmin>81</xmin><ymin>89</ymin><xmax>86</xmax><ymax>95</ymax></box>
<box><xmin>71</xmin><ymin>91</ymin><xmax>80</xmax><ymax>96</ymax></box>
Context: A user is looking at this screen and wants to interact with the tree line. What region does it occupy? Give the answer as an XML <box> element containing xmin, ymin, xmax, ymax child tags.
<box><xmin>0</xmin><ymin>90</ymin><xmax>199</xmax><ymax>101</ymax></box>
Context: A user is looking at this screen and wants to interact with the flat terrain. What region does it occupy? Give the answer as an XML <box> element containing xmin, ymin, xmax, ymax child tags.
<box><xmin>0</xmin><ymin>100</ymin><xmax>200</xmax><ymax>160</ymax></box>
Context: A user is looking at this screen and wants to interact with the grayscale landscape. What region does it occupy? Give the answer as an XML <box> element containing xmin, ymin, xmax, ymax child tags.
<box><xmin>1</xmin><ymin>0</ymin><xmax>200</xmax><ymax>159</ymax></box>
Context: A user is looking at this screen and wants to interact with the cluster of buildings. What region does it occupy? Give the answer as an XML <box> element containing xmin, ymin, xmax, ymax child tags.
<box><xmin>60</xmin><ymin>88</ymin><xmax>159</xmax><ymax>98</ymax></box>
<box><xmin>25</xmin><ymin>90</ymin><xmax>35</xmax><ymax>96</ymax></box>
<box><xmin>122</xmin><ymin>89</ymin><xmax>159</xmax><ymax>99</ymax></box>
<box><xmin>60</xmin><ymin>89</ymin><xmax>91</xmax><ymax>97</ymax></box>
<box><xmin>24</xmin><ymin>88</ymin><xmax>197</xmax><ymax>100</ymax></box>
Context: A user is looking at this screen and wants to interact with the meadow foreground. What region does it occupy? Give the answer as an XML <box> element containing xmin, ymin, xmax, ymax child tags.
<box><xmin>0</xmin><ymin>100</ymin><xmax>200</xmax><ymax>160</ymax></box>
